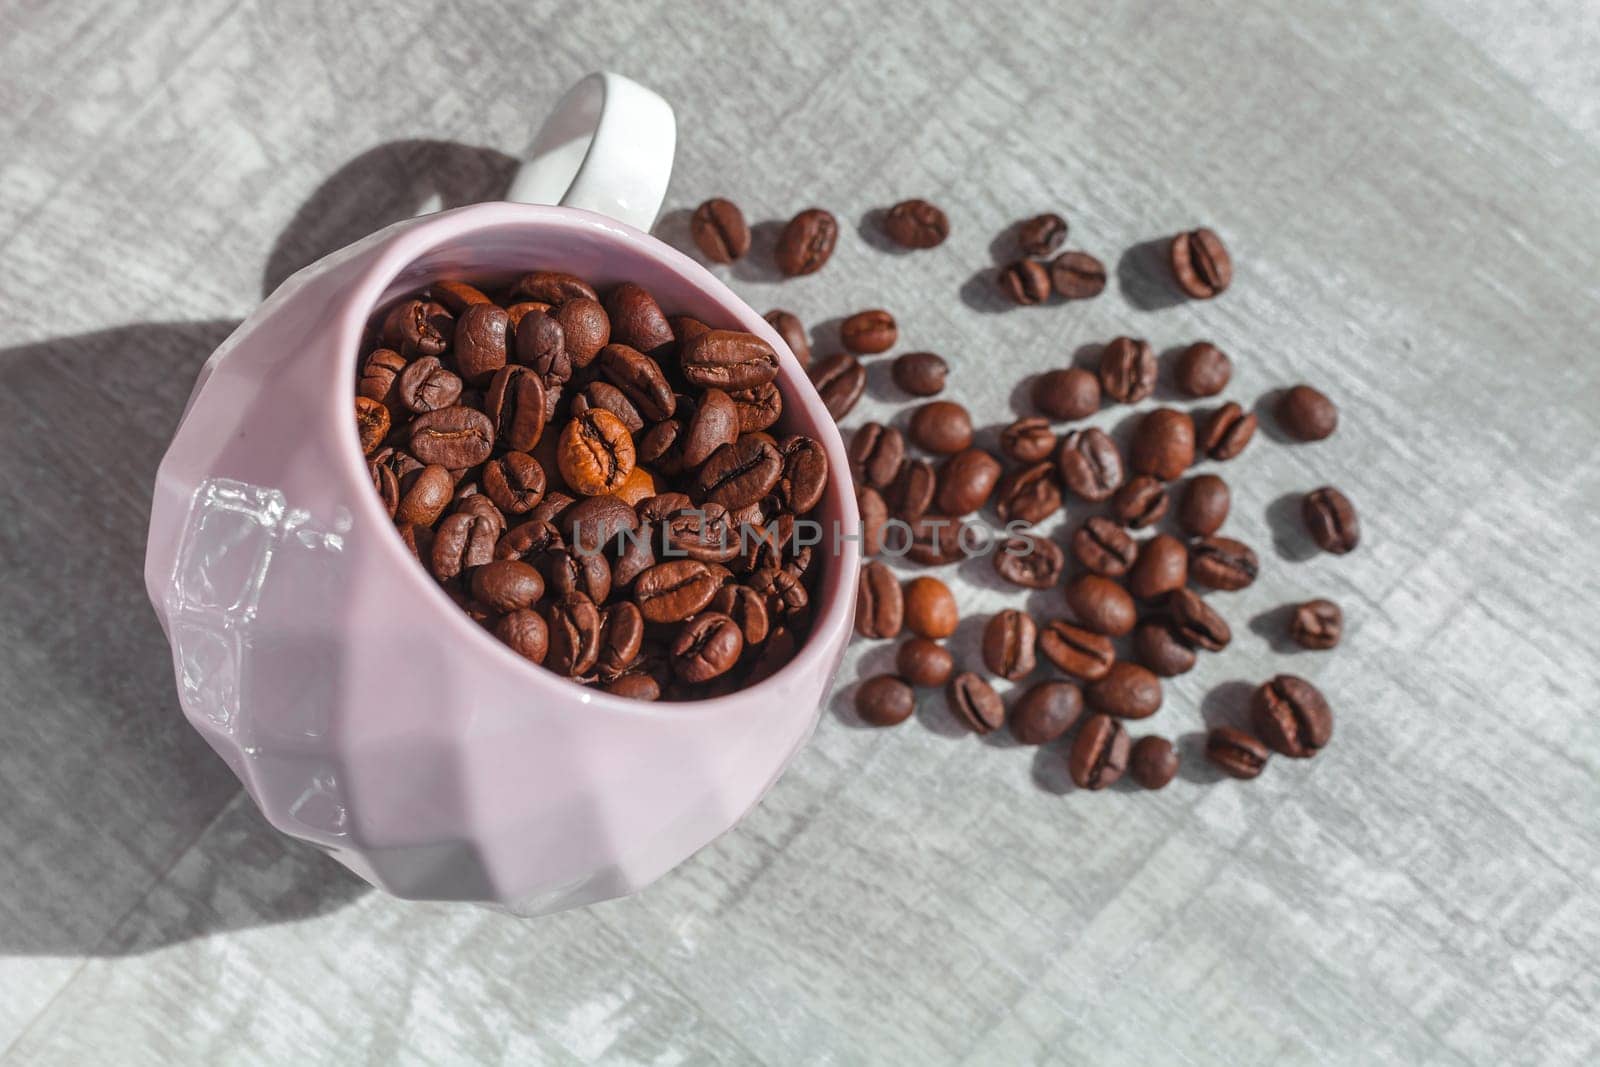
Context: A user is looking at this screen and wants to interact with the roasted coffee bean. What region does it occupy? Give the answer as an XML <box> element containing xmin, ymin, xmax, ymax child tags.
<box><xmin>775</xmin><ymin>208</ymin><xmax>838</xmax><ymax>276</ymax></box>
<box><xmin>850</xmin><ymin>422</ymin><xmax>906</xmax><ymax>489</ymax></box>
<box><xmin>358</xmin><ymin>348</ymin><xmax>408</xmax><ymax>410</ymax></box>
<box><xmin>1199</xmin><ymin>402</ymin><xmax>1257</xmax><ymax>460</ymax></box>
<box><xmin>1130</xmin><ymin>736</ymin><xmax>1179</xmax><ymax>789</ymax></box>
<box><xmin>935</xmin><ymin>447</ymin><xmax>1002</xmax><ymax>516</ymax></box>
<box><xmin>409</xmin><ymin>405</ymin><xmax>493</xmax><ymax>468</ymax></box>
<box><xmin>355</xmin><ymin>396</ymin><xmax>390</xmax><ymax>455</ymax></box>
<box><xmin>573</xmin><ymin>380</ymin><xmax>643</xmax><ymax>433</ymax></box>
<box><xmin>1069</xmin><ymin>714</ymin><xmax>1130</xmax><ymax>790</ymax></box>
<box><xmin>565</xmin><ymin>495</ymin><xmax>639</xmax><ymax>556</ymax></box>
<box><xmin>1169</xmin><ymin>227</ymin><xmax>1232</xmax><ymax>299</ymax></box>
<box><xmin>495</xmin><ymin>609</ymin><xmax>550</xmax><ymax>664</ymax></box>
<box><xmin>1000</xmin><ymin>417</ymin><xmax>1057</xmax><ymax>463</ymax></box>
<box><xmin>598</xmin><ymin>343</ymin><xmax>675</xmax><ymax>421</ymax></box>
<box><xmin>856</xmin><ymin>675</ymin><xmax>916</xmax><ymax>726</ymax></box>
<box><xmin>635</xmin><ymin>559</ymin><xmax>721</xmax><ymax>623</ymax></box>
<box><xmin>1128</xmin><ymin>534</ymin><xmax>1188</xmax><ymax>599</ymax></box>
<box><xmin>471</xmin><ymin>559</ymin><xmax>545</xmax><ymax>614</ymax></box>
<box><xmin>1303</xmin><ymin>486</ymin><xmax>1359</xmax><ymax>554</ymax></box>
<box><xmin>681</xmin><ymin>330</ymin><xmax>780</xmax><ymax>390</ymax></box>
<box><xmin>1099</xmin><ymin>337</ymin><xmax>1157</xmax><ymax>404</ymax></box>
<box><xmin>398</xmin><ymin>522</ymin><xmax>434</xmax><ymax>564</ymax></box>
<box><xmin>555</xmin><ymin>298</ymin><xmax>611</xmax><ymax>368</ymax></box>
<box><xmin>528</xmin><ymin>492</ymin><xmax>576</xmax><ymax>529</ymax></box>
<box><xmin>909</xmin><ymin>401</ymin><xmax>974</xmax><ymax>455</ymax></box>
<box><xmin>660</xmin><ymin>503</ymin><xmax>740</xmax><ymax>563</ymax></box>
<box><xmin>604</xmin><ymin>673</ymin><xmax>661</xmax><ymax>701</ymax></box>
<box><xmin>947</xmin><ymin>672</ymin><xmax>1004</xmax><ymax>734</ymax></box>
<box><xmin>395</xmin><ymin>464</ymin><xmax>453</xmax><ymax>527</ymax></box>
<box><xmin>429</xmin><ymin>279</ymin><xmax>492</xmax><ymax>312</ymax></box>
<box><xmin>728</xmin><ymin>381</ymin><xmax>783</xmax><ymax>432</ymax></box>
<box><xmin>369</xmin><ymin>459</ymin><xmax>400</xmax><ymax>517</ymax></box>
<box><xmin>1189</xmin><ymin>536</ymin><xmax>1259</xmax><ymax>590</ymax></box>
<box><xmin>1174</xmin><ymin>341</ymin><xmax>1232</xmax><ymax>397</ymax></box>
<box><xmin>840</xmin><ymin>309</ymin><xmax>897</xmax><ymax>354</ymax></box>
<box><xmin>709</xmin><ymin>583</ymin><xmax>770</xmax><ymax>645</ymax></box>
<box><xmin>431</xmin><ymin>512</ymin><xmax>497</xmax><ymax>580</ymax></box>
<box><xmin>513</xmin><ymin>307</ymin><xmax>570</xmax><ymax>382</ymax></box>
<box><xmin>763</xmin><ymin>309</ymin><xmax>810</xmax><ymax>368</ymax></box>
<box><xmin>1276</xmin><ymin>385</ymin><xmax>1338</xmax><ymax>441</ymax></box>
<box><xmin>1178</xmin><ymin>474</ymin><xmax>1230</xmax><ymax>536</ymax></box>
<box><xmin>613</xmin><ymin>466</ymin><xmax>657</xmax><ymax>508</ymax></box>
<box><xmin>1134</xmin><ymin>623</ymin><xmax>1197</xmax><ymax>677</ymax></box>
<box><xmin>455</xmin><ymin>494</ymin><xmax>507</xmax><ymax>536</ymax></box>
<box><xmin>747</xmin><ymin>566</ymin><xmax>808</xmax><ymax>619</ymax></box>
<box><xmin>637</xmin><ymin>417</ymin><xmax>689</xmax><ymax>475</ymax></box>
<box><xmin>1111</xmin><ymin>475</ymin><xmax>1169</xmax><ymax>529</ymax></box>
<box><xmin>454</xmin><ymin>303</ymin><xmax>510</xmax><ymax>385</ymax></box>
<box><xmin>1064</xmin><ymin>574</ymin><xmax>1136</xmax><ymax>637</ymax></box>
<box><xmin>1010</xmin><ymin>682</ymin><xmax>1083</xmax><ymax>745</ymax></box>
<box><xmin>1290</xmin><ymin>599</ymin><xmax>1343</xmax><ymax>650</ymax></box>
<box><xmin>381</xmin><ymin>298</ymin><xmax>451</xmax><ymax>358</ymax></box>
<box><xmin>809</xmin><ymin>353</ymin><xmax>866</xmax><ymax>419</ymax></box>
<box><xmin>1016</xmin><ymin>213</ymin><xmax>1067</xmax><ymax>256</ymax></box>
<box><xmin>744</xmin><ymin>625</ymin><xmax>799</xmax><ymax>684</ymax></box>
<box><xmin>883</xmin><ymin>198</ymin><xmax>950</xmax><ymax>249</ymax></box>
<box><xmin>1130</xmin><ymin>408</ymin><xmax>1195</xmax><ymax>481</ymax></box>
<box><xmin>637</xmin><ymin>492</ymin><xmax>693</xmax><ymax>526</ymax></box>
<box><xmin>611</xmin><ymin>527</ymin><xmax>656</xmax><ymax>589</ymax></box>
<box><xmin>1206</xmin><ymin>727</ymin><xmax>1267</xmax><ymax>778</ymax></box>
<box><xmin>1033</xmin><ymin>367</ymin><xmax>1101</xmax><ymax>422</ymax></box>
<box><xmin>993</xmin><ymin>534</ymin><xmax>1064</xmax><ymax>589</ymax></box>
<box><xmin>982</xmin><ymin>609</ymin><xmax>1037</xmax><ymax>680</ymax></box>
<box><xmin>891</xmin><ymin>351</ymin><xmax>947</xmax><ymax>397</ymax></box>
<box><xmin>994</xmin><ymin>462</ymin><xmax>1062</xmax><ymax>525</ymax></box>
<box><xmin>855</xmin><ymin>561</ymin><xmax>904</xmax><ymax>639</ymax></box>
<box><xmin>695</xmin><ymin>436</ymin><xmax>783</xmax><ymax>510</ymax></box>
<box><xmin>604</xmin><ymin>284</ymin><xmax>674</xmax><ymax>354</ymax></box>
<box><xmin>485</xmin><ymin>365</ymin><xmax>547</xmax><ymax>452</ymax></box>
<box><xmin>481</xmin><ymin>452</ymin><xmax>547</xmax><ymax>515</ymax></box>
<box><xmin>1038</xmin><ymin>619</ymin><xmax>1116</xmax><ymax>681</ymax></box>
<box><xmin>541</xmin><ymin>592</ymin><xmax>602</xmax><ymax>677</ymax></box>
<box><xmin>1056</xmin><ymin>427</ymin><xmax>1124</xmax><ymax>502</ymax></box>
<box><xmin>858</xmin><ymin>485</ymin><xmax>888</xmax><ymax>555</ymax></box>
<box><xmin>1168</xmin><ymin>588</ymin><xmax>1230</xmax><ymax>651</ymax></box>
<box><xmin>775</xmin><ymin>434</ymin><xmax>829</xmax><ymax>513</ymax></box>
<box><xmin>595</xmin><ymin>601</ymin><xmax>645</xmax><ymax>679</ymax></box>
<box><xmin>511</xmin><ymin>270</ymin><xmax>598</xmax><ymax>305</ymax></box>
<box><xmin>1086</xmin><ymin>661</ymin><xmax>1163</xmax><ymax>719</ymax></box>
<box><xmin>1071</xmin><ymin>516</ymin><xmax>1138</xmax><ymax>577</ymax></box>
<box><xmin>903</xmin><ymin>576</ymin><xmax>958</xmax><ymax>638</ymax></box>
<box><xmin>1049</xmin><ymin>251</ymin><xmax>1107</xmax><ymax>299</ymax></box>
<box><xmin>374</xmin><ymin>446</ymin><xmax>423</xmax><ymax>486</ymax></box>
<box><xmin>885</xmin><ymin>458</ymin><xmax>937</xmax><ymax>522</ymax></box>
<box><xmin>557</xmin><ymin>407</ymin><xmax>635</xmax><ymax>495</ymax></box>
<box><xmin>897</xmin><ymin>637</ymin><xmax>954</xmax><ymax>687</ymax></box>
<box><xmin>999</xmin><ymin>259</ymin><xmax>1051</xmax><ymax>305</ymax></box>
<box><xmin>1252</xmin><ymin>675</ymin><xmax>1333</xmax><ymax>758</ymax></box>
<box><xmin>539</xmin><ymin>546</ymin><xmax>611</xmax><ymax>603</ymax></box>
<box><xmin>495</xmin><ymin>518</ymin><xmax>563</xmax><ymax>562</ymax></box>
<box><xmin>691</xmin><ymin>198</ymin><xmax>751</xmax><ymax>262</ymax></box>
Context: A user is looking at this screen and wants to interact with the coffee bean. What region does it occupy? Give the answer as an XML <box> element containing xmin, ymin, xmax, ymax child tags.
<box><xmin>857</xmin><ymin>675</ymin><xmax>916</xmax><ymax>726</ymax></box>
<box><xmin>369</xmin><ymin>459</ymin><xmax>399</xmax><ymax>517</ymax></box>
<box><xmin>1290</xmin><ymin>599</ymin><xmax>1342</xmax><ymax>650</ymax></box>
<box><xmin>695</xmin><ymin>436</ymin><xmax>784</xmax><ymax>510</ymax></box>
<box><xmin>1130</xmin><ymin>408</ymin><xmax>1195</xmax><ymax>481</ymax></box>
<box><xmin>429</xmin><ymin>280</ymin><xmax>492</xmax><ymax>312</ymax></box>
<box><xmin>1000</xmin><ymin>417</ymin><xmax>1057</xmax><ymax>463</ymax></box>
<box><xmin>391</xmin><ymin>355</ymin><xmax>462</xmax><ymax>416</ymax></box>
<box><xmin>513</xmin><ymin>307</ymin><xmax>570</xmax><ymax>384</ymax></box>
<box><xmin>1206</xmin><ymin>727</ymin><xmax>1268</xmax><ymax>778</ymax></box>
<box><xmin>555</xmin><ymin>298</ymin><xmax>611</xmax><ymax>368</ymax></box>
<box><xmin>454</xmin><ymin>303</ymin><xmax>510</xmax><ymax>385</ymax></box>
<box><xmin>1130</xmin><ymin>736</ymin><xmax>1179</xmax><ymax>789</ymax></box>
<box><xmin>763</xmin><ymin>309</ymin><xmax>810</xmax><ymax>368</ymax></box>
<box><xmin>947</xmin><ymin>672</ymin><xmax>1005</xmax><ymax>734</ymax></box>
<box><xmin>471</xmin><ymin>559</ymin><xmax>546</xmax><ymax>614</ymax></box>
<box><xmin>1099</xmin><ymin>337</ymin><xmax>1157</xmax><ymax>404</ymax></box>
<box><xmin>809</xmin><ymin>353</ymin><xmax>866</xmax><ymax>419</ymax></box>
<box><xmin>840</xmin><ymin>309</ymin><xmax>897</xmax><ymax>354</ymax></box>
<box><xmin>678</xmin><ymin>389</ymin><xmax>741</xmax><ymax>469</ymax></box>
<box><xmin>495</xmin><ymin>518</ymin><xmax>563</xmax><ymax>563</ymax></box>
<box><xmin>1133</xmin><ymin>622</ymin><xmax>1196</xmax><ymax>677</ymax></box>
<box><xmin>1086</xmin><ymin>661</ymin><xmax>1163</xmax><ymax>720</ymax></box>
<box><xmin>681</xmin><ymin>330</ymin><xmax>779</xmax><ymax>390</ymax></box>
<box><xmin>1071</xmin><ymin>516</ymin><xmax>1138</xmax><ymax>577</ymax></box>
<box><xmin>1173</xmin><ymin>341</ymin><xmax>1232</xmax><ymax>397</ymax></box>
<box><xmin>355</xmin><ymin>396</ymin><xmax>390</xmax><ymax>455</ymax></box>
<box><xmin>709</xmin><ymin>583</ymin><xmax>770</xmax><ymax>645</ymax></box>
<box><xmin>935</xmin><ymin>447</ymin><xmax>1002</xmax><ymax>516</ymax></box>
<box><xmin>1128</xmin><ymin>534</ymin><xmax>1188</xmax><ymax>599</ymax></box>
<box><xmin>775</xmin><ymin>434</ymin><xmax>829</xmax><ymax>514</ymax></box>
<box><xmin>892</xmin><ymin>351</ymin><xmax>947</xmax><ymax>396</ymax></box>
<box><xmin>999</xmin><ymin>260</ymin><xmax>1052</xmax><ymax>305</ymax></box>
<box><xmin>671</xmin><ymin>611</ymin><xmax>744</xmax><ymax>682</ymax></box>
<box><xmin>983</xmin><ymin>609</ymin><xmax>1038</xmax><ymax>680</ymax></box>
<box><xmin>1198</xmin><ymin>401</ymin><xmax>1257</xmax><ymax>460</ymax></box>
<box><xmin>858</xmin><ymin>485</ymin><xmax>888</xmax><ymax>555</ymax></box>
<box><xmin>1169</xmin><ymin>228</ymin><xmax>1233</xmax><ymax>299</ymax></box>
<box><xmin>1111</xmin><ymin>475</ymin><xmax>1169</xmax><ymax>529</ymax></box>
<box><xmin>635</xmin><ymin>559</ymin><xmax>721</xmax><ymax>623</ymax></box>
<box><xmin>543</xmin><ymin>592</ymin><xmax>602</xmax><ymax>677</ymax></box>
<box><xmin>565</xmin><ymin>495</ymin><xmax>639</xmax><ymax>556</ymax></box>
<box><xmin>1032</xmin><ymin>367</ymin><xmax>1101</xmax><ymax>421</ymax></box>
<box><xmin>604</xmin><ymin>673</ymin><xmax>661</xmax><ymax>701</ymax></box>
<box><xmin>1050</xmin><ymin>251</ymin><xmax>1107</xmax><ymax>299</ymax></box>
<box><xmin>775</xmin><ymin>208</ymin><xmax>838</xmax><ymax>276</ymax></box>
<box><xmin>409</xmin><ymin>405</ymin><xmax>492</xmax><ymax>468</ymax></box>
<box><xmin>1178</xmin><ymin>474</ymin><xmax>1230</xmax><ymax>536</ymax></box>
<box><xmin>1037</xmin><ymin>619</ymin><xmax>1116</xmax><ymax>681</ymax></box>
<box><xmin>660</xmin><ymin>503</ymin><xmax>740</xmax><ymax>563</ymax></box>
<box><xmin>1189</xmin><ymin>536</ymin><xmax>1259</xmax><ymax>590</ymax></box>
<box><xmin>595</xmin><ymin>601</ymin><xmax>645</xmax><ymax>680</ymax></box>
<box><xmin>455</xmin><ymin>494</ymin><xmax>507</xmax><ymax>537</ymax></box>
<box><xmin>1010</xmin><ymin>682</ymin><xmax>1083</xmax><ymax>745</ymax></box>
<box><xmin>381</xmin><ymin>298</ymin><xmax>452</xmax><ymax>358</ymax></box>
<box><xmin>728</xmin><ymin>381</ymin><xmax>784</xmax><ymax>433</ymax></box>
<box><xmin>480</xmin><ymin>452</ymin><xmax>546</xmax><ymax>516</ymax></box>
<box><xmin>691</xmin><ymin>198</ymin><xmax>751</xmax><ymax>263</ymax></box>
<box><xmin>909</xmin><ymin>400</ymin><xmax>974</xmax><ymax>455</ymax></box>
<box><xmin>897</xmin><ymin>637</ymin><xmax>954</xmax><ymax>687</ymax></box>
<box><xmin>1069</xmin><ymin>714</ymin><xmax>1130</xmax><ymax>790</ymax></box>
<box><xmin>494</xmin><ymin>608</ymin><xmax>550</xmax><ymax>664</ymax></box>
<box><xmin>1064</xmin><ymin>574</ymin><xmax>1136</xmax><ymax>637</ymax></box>
<box><xmin>1056</xmin><ymin>427</ymin><xmax>1124</xmax><ymax>502</ymax></box>
<box><xmin>511</xmin><ymin>270</ymin><xmax>598</xmax><ymax>305</ymax></box>
<box><xmin>1016</xmin><ymin>213</ymin><xmax>1067</xmax><ymax>256</ymax></box>
<box><xmin>855</xmin><ymin>560</ymin><xmax>904</xmax><ymax>639</ymax></box>
<box><xmin>1276</xmin><ymin>385</ymin><xmax>1338</xmax><ymax>441</ymax></box>
<box><xmin>598</xmin><ymin>344</ymin><xmax>675</xmax><ymax>422</ymax></box>
<box><xmin>748</xmin><ymin>566</ymin><xmax>809</xmax><ymax>620</ymax></box>
<box><xmin>1168</xmin><ymin>588</ymin><xmax>1230</xmax><ymax>651</ymax></box>
<box><xmin>1252</xmin><ymin>675</ymin><xmax>1333</xmax><ymax>758</ymax></box>
<box><xmin>885</xmin><ymin>458</ymin><xmax>937</xmax><ymax>522</ymax></box>
<box><xmin>883</xmin><ymin>199</ymin><xmax>950</xmax><ymax>249</ymax></box>
<box><xmin>527</xmin><ymin>491</ymin><xmax>576</xmax><ymax>529</ymax></box>
<box><xmin>993</xmin><ymin>534</ymin><xmax>1064</xmax><ymax>589</ymax></box>
<box><xmin>994</xmin><ymin>462</ymin><xmax>1062</xmax><ymax>525</ymax></box>
<box><xmin>903</xmin><ymin>576</ymin><xmax>958</xmax><ymax>638</ymax></box>
<box><xmin>605</xmin><ymin>283</ymin><xmax>674</xmax><ymax>354</ymax></box>
<box><xmin>357</xmin><ymin>349</ymin><xmax>406</xmax><ymax>412</ymax></box>
<box><xmin>850</xmin><ymin>422</ymin><xmax>906</xmax><ymax>489</ymax></box>
<box><xmin>1302</xmin><ymin>486</ymin><xmax>1359</xmax><ymax>554</ymax></box>
<box><xmin>395</xmin><ymin>464</ymin><xmax>454</xmax><ymax>527</ymax></box>
<box><xmin>557</xmin><ymin>407</ymin><xmax>635</xmax><ymax>495</ymax></box>
<box><xmin>539</xmin><ymin>546</ymin><xmax>612</xmax><ymax>604</ymax></box>
<box><xmin>485</xmin><ymin>365</ymin><xmax>548</xmax><ymax>453</ymax></box>
<box><xmin>611</xmin><ymin>528</ymin><xmax>656</xmax><ymax>590</ymax></box>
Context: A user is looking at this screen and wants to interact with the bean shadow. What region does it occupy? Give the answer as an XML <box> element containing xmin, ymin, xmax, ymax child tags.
<box><xmin>1155</xmin><ymin>343</ymin><xmax>1194</xmax><ymax>401</ymax></box>
<box><xmin>1031</xmin><ymin>742</ymin><xmax>1076</xmax><ymax>795</ymax></box>
<box><xmin>959</xmin><ymin>267</ymin><xmax>1015</xmax><ymax>315</ymax></box>
<box><xmin>1249</xmin><ymin>603</ymin><xmax>1309</xmax><ymax>655</ymax></box>
<box><xmin>1069</xmin><ymin>341</ymin><xmax>1105</xmax><ymax>372</ymax></box>
<box><xmin>808</xmin><ymin>316</ymin><xmax>847</xmax><ymax>358</ymax></box>
<box><xmin>856</xmin><ymin>208</ymin><xmax>915</xmax><ymax>256</ymax></box>
<box><xmin>1116</xmin><ymin>237</ymin><xmax>1187</xmax><ymax>312</ymax></box>
<box><xmin>1175</xmin><ymin>679</ymin><xmax>1257</xmax><ymax>783</ymax></box>
<box><xmin>1267</xmin><ymin>490</ymin><xmax>1320</xmax><ymax>562</ymax></box>
<box><xmin>829</xmin><ymin>641</ymin><xmax>900</xmax><ymax>729</ymax></box>
<box><xmin>1253</xmin><ymin>388</ymin><xmax>1295</xmax><ymax>444</ymax></box>
<box><xmin>729</xmin><ymin>219</ymin><xmax>788</xmax><ymax>284</ymax></box>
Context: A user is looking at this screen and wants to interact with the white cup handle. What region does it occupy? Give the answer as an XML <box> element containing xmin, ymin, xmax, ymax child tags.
<box><xmin>506</xmin><ymin>72</ymin><xmax>676</xmax><ymax>233</ymax></box>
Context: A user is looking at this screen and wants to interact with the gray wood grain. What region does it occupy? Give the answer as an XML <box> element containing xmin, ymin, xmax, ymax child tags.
<box><xmin>2</xmin><ymin>0</ymin><xmax>1598</xmax><ymax>1063</ymax></box>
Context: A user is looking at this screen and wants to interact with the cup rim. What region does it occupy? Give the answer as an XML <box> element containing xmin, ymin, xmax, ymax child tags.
<box><xmin>335</xmin><ymin>201</ymin><xmax>860</xmax><ymax>718</ymax></box>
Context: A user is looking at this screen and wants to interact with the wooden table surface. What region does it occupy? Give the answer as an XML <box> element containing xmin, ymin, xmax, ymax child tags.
<box><xmin>2</xmin><ymin>1</ymin><xmax>1598</xmax><ymax>1063</ymax></box>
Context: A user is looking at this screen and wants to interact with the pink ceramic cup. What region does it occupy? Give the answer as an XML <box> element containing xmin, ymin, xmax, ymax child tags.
<box><xmin>144</xmin><ymin>73</ymin><xmax>859</xmax><ymax>913</ymax></box>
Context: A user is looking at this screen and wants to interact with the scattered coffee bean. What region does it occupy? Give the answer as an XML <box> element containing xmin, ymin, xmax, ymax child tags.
<box><xmin>1038</xmin><ymin>619</ymin><xmax>1116</xmax><ymax>681</ymax></box>
<box><xmin>1289</xmin><ymin>599</ymin><xmax>1343</xmax><ymax>650</ymax></box>
<box><xmin>1276</xmin><ymin>385</ymin><xmax>1338</xmax><ymax>441</ymax></box>
<box><xmin>1130</xmin><ymin>408</ymin><xmax>1196</xmax><ymax>481</ymax></box>
<box><xmin>1173</xmin><ymin>341</ymin><xmax>1232</xmax><ymax>397</ymax></box>
<box><xmin>1128</xmin><ymin>534</ymin><xmax>1188</xmax><ymax>600</ymax></box>
<box><xmin>1169</xmin><ymin>227</ymin><xmax>1232</xmax><ymax>299</ymax></box>
<box><xmin>775</xmin><ymin>208</ymin><xmax>838</xmax><ymax>276</ymax></box>
<box><xmin>855</xmin><ymin>561</ymin><xmax>905</xmax><ymax>639</ymax></box>
<box><xmin>1189</xmin><ymin>536</ymin><xmax>1259</xmax><ymax>590</ymax></box>
<box><xmin>904</xmin><ymin>576</ymin><xmax>959</xmax><ymax>638</ymax></box>
<box><xmin>1168</xmin><ymin>588</ymin><xmax>1231</xmax><ymax>651</ymax></box>
<box><xmin>1130</xmin><ymin>736</ymin><xmax>1179</xmax><ymax>789</ymax></box>
<box><xmin>858</xmin><ymin>485</ymin><xmax>888</xmax><ymax>555</ymax></box>
<box><xmin>1251</xmin><ymin>675</ymin><xmax>1333</xmax><ymax>758</ymax></box>
<box><xmin>1302</xmin><ymin>486</ymin><xmax>1359</xmax><ymax>554</ymax></box>
<box><xmin>857</xmin><ymin>675</ymin><xmax>916</xmax><ymax>726</ymax></box>
<box><xmin>947</xmin><ymin>672</ymin><xmax>1005</xmax><ymax>734</ymax></box>
<box><xmin>999</xmin><ymin>260</ymin><xmax>1052</xmax><ymax>305</ymax></box>
<box><xmin>1133</xmin><ymin>623</ymin><xmax>1197</xmax><ymax>677</ymax></box>
<box><xmin>897</xmin><ymin>637</ymin><xmax>954</xmax><ymax>687</ymax></box>
<box><xmin>1198</xmin><ymin>401</ymin><xmax>1257</xmax><ymax>460</ymax></box>
<box><xmin>982</xmin><ymin>609</ymin><xmax>1038</xmax><ymax>680</ymax></box>
<box><xmin>850</xmin><ymin>422</ymin><xmax>906</xmax><ymax>489</ymax></box>
<box><xmin>1010</xmin><ymin>682</ymin><xmax>1084</xmax><ymax>745</ymax></box>
<box><xmin>1064</xmin><ymin>574</ymin><xmax>1136</xmax><ymax>637</ymax></box>
<box><xmin>1069</xmin><ymin>714</ymin><xmax>1130</xmax><ymax>789</ymax></box>
<box><xmin>809</xmin><ymin>352</ymin><xmax>867</xmax><ymax>419</ymax></box>
<box><xmin>690</xmin><ymin>198</ymin><xmax>751</xmax><ymax>263</ymax></box>
<box><xmin>1206</xmin><ymin>727</ymin><xmax>1268</xmax><ymax>778</ymax></box>
<box><xmin>1111</xmin><ymin>475</ymin><xmax>1169</xmax><ymax>529</ymax></box>
<box><xmin>1178</xmin><ymin>474</ymin><xmax>1230</xmax><ymax>536</ymax></box>
<box><xmin>909</xmin><ymin>400</ymin><xmax>975</xmax><ymax>454</ymax></box>
<box><xmin>1056</xmin><ymin>427</ymin><xmax>1124</xmax><ymax>502</ymax></box>
<box><xmin>1099</xmin><ymin>337</ymin><xmax>1157</xmax><ymax>404</ymax></box>
<box><xmin>993</xmin><ymin>534</ymin><xmax>1065</xmax><ymax>589</ymax></box>
<box><xmin>1033</xmin><ymin>367</ymin><xmax>1101</xmax><ymax>421</ymax></box>
<box><xmin>885</xmin><ymin>458</ymin><xmax>937</xmax><ymax>522</ymax></box>
<box><xmin>883</xmin><ymin>199</ymin><xmax>950</xmax><ymax>249</ymax></box>
<box><xmin>994</xmin><ymin>462</ymin><xmax>1062</xmax><ymax>525</ymax></box>
<box><xmin>1016</xmin><ymin>213</ymin><xmax>1068</xmax><ymax>256</ymax></box>
<box><xmin>1087</xmin><ymin>661</ymin><xmax>1163</xmax><ymax>719</ymax></box>
<box><xmin>763</xmin><ymin>309</ymin><xmax>811</xmax><ymax>368</ymax></box>
<box><xmin>1000</xmin><ymin>417</ymin><xmax>1057</xmax><ymax>463</ymax></box>
<box><xmin>840</xmin><ymin>309</ymin><xmax>897</xmax><ymax>354</ymax></box>
<box><xmin>935</xmin><ymin>447</ymin><xmax>1002</xmax><ymax>516</ymax></box>
<box><xmin>892</xmin><ymin>352</ymin><xmax>947</xmax><ymax>396</ymax></box>
<box><xmin>1049</xmin><ymin>251</ymin><xmax>1107</xmax><ymax>299</ymax></box>
<box><xmin>1071</xmin><ymin>516</ymin><xmax>1139</xmax><ymax>578</ymax></box>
